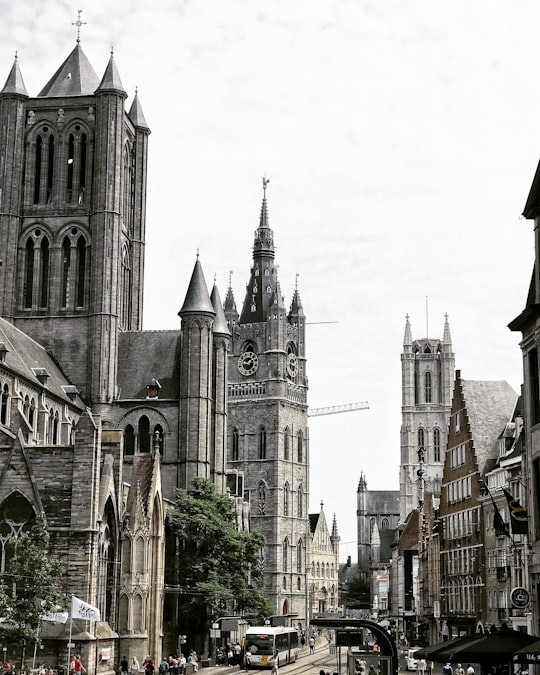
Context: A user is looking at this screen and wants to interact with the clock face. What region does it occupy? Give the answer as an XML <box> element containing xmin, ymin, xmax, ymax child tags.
<box><xmin>286</xmin><ymin>353</ymin><xmax>299</xmax><ymax>378</ymax></box>
<box><xmin>238</xmin><ymin>350</ymin><xmax>259</xmax><ymax>376</ymax></box>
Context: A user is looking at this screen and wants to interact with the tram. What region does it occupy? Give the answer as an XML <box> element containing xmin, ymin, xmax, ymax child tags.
<box><xmin>244</xmin><ymin>626</ymin><xmax>300</xmax><ymax>668</ymax></box>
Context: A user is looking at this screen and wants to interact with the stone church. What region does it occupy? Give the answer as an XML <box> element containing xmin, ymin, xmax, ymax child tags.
<box><xmin>0</xmin><ymin>31</ymin><xmax>310</xmax><ymax>673</ymax></box>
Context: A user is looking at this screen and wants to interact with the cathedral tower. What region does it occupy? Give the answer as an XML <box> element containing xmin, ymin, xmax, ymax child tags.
<box><xmin>227</xmin><ymin>180</ymin><xmax>310</xmax><ymax>626</ymax></box>
<box><xmin>0</xmin><ymin>41</ymin><xmax>149</xmax><ymax>403</ymax></box>
<box><xmin>400</xmin><ymin>314</ymin><xmax>455</xmax><ymax>521</ymax></box>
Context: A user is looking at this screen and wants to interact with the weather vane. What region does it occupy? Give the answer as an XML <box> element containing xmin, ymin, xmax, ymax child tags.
<box><xmin>72</xmin><ymin>9</ymin><xmax>86</xmax><ymax>44</ymax></box>
<box><xmin>262</xmin><ymin>176</ymin><xmax>270</xmax><ymax>196</ymax></box>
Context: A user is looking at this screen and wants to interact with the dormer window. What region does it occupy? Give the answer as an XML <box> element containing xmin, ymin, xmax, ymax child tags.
<box><xmin>0</xmin><ymin>343</ymin><xmax>8</xmax><ymax>363</ymax></box>
<box><xmin>146</xmin><ymin>379</ymin><xmax>161</xmax><ymax>399</ymax></box>
<box><xmin>32</xmin><ymin>367</ymin><xmax>50</xmax><ymax>386</ymax></box>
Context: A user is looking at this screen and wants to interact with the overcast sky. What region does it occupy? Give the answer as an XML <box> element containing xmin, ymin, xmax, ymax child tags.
<box><xmin>2</xmin><ymin>1</ymin><xmax>537</xmax><ymax>561</ymax></box>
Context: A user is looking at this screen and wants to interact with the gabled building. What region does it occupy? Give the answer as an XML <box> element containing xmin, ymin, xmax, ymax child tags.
<box><xmin>439</xmin><ymin>371</ymin><xmax>517</xmax><ymax>638</ymax></box>
<box><xmin>308</xmin><ymin>502</ymin><xmax>340</xmax><ymax>619</ymax></box>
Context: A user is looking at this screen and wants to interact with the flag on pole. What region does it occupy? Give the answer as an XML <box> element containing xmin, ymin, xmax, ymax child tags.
<box><xmin>42</xmin><ymin>610</ymin><xmax>69</xmax><ymax>624</ymax></box>
<box><xmin>485</xmin><ymin>485</ymin><xmax>510</xmax><ymax>537</ymax></box>
<box><xmin>71</xmin><ymin>596</ymin><xmax>101</xmax><ymax>621</ymax></box>
<box><xmin>502</xmin><ymin>488</ymin><xmax>529</xmax><ymax>535</ymax></box>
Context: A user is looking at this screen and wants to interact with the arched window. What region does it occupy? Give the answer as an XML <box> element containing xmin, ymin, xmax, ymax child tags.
<box><xmin>258</xmin><ymin>426</ymin><xmax>266</xmax><ymax>459</ymax></box>
<box><xmin>284</xmin><ymin>426</ymin><xmax>290</xmax><ymax>460</ymax></box>
<box><xmin>258</xmin><ymin>482</ymin><xmax>266</xmax><ymax>515</ymax></box>
<box><xmin>40</xmin><ymin>238</ymin><xmax>49</xmax><ymax>308</ymax></box>
<box><xmin>118</xmin><ymin>594</ymin><xmax>128</xmax><ymax>633</ymax></box>
<box><xmin>47</xmin><ymin>135</ymin><xmax>55</xmax><ymax>203</ymax></box>
<box><xmin>24</xmin><ymin>230</ymin><xmax>50</xmax><ymax>310</ymax></box>
<box><xmin>97</xmin><ymin>502</ymin><xmax>117</xmax><ymax>623</ymax></box>
<box><xmin>61</xmin><ymin>236</ymin><xmax>71</xmax><ymax>307</ymax></box>
<box><xmin>29</xmin><ymin>398</ymin><xmax>36</xmax><ymax>429</ymax></box>
<box><xmin>381</xmin><ymin>518</ymin><xmax>389</xmax><ymax>529</ymax></box>
<box><xmin>297</xmin><ymin>484</ymin><xmax>304</xmax><ymax>517</ymax></box>
<box><xmin>284</xmin><ymin>482</ymin><xmax>290</xmax><ymax>516</ymax></box>
<box><xmin>283</xmin><ymin>539</ymin><xmax>289</xmax><ymax>572</ymax></box>
<box><xmin>138</xmin><ymin>416</ymin><xmax>150</xmax><ymax>453</ymax></box>
<box><xmin>75</xmin><ymin>235</ymin><xmax>86</xmax><ymax>307</ymax></box>
<box><xmin>120</xmin><ymin>244</ymin><xmax>131</xmax><ymax>329</ymax></box>
<box><xmin>297</xmin><ymin>430</ymin><xmax>303</xmax><ymax>463</ymax></box>
<box><xmin>297</xmin><ymin>539</ymin><xmax>303</xmax><ymax>573</ymax></box>
<box><xmin>425</xmin><ymin>371</ymin><xmax>432</xmax><ymax>403</ymax></box>
<box><xmin>297</xmin><ymin>577</ymin><xmax>301</xmax><ymax>591</ymax></box>
<box><xmin>232</xmin><ymin>428</ymin><xmax>239</xmax><ymax>461</ymax></box>
<box><xmin>124</xmin><ymin>425</ymin><xmax>135</xmax><ymax>456</ymax></box>
<box><xmin>51</xmin><ymin>410</ymin><xmax>59</xmax><ymax>444</ymax></box>
<box><xmin>434</xmin><ymin>428</ymin><xmax>441</xmax><ymax>462</ymax></box>
<box><xmin>24</xmin><ymin>239</ymin><xmax>35</xmax><ymax>308</ymax></box>
<box><xmin>0</xmin><ymin>493</ymin><xmax>35</xmax><ymax>573</ymax></box>
<box><xmin>418</xmin><ymin>428</ymin><xmax>425</xmax><ymax>450</ymax></box>
<box><xmin>33</xmin><ymin>135</ymin><xmax>42</xmax><ymax>204</ymax></box>
<box><xmin>134</xmin><ymin>537</ymin><xmax>145</xmax><ymax>574</ymax></box>
<box><xmin>0</xmin><ymin>384</ymin><xmax>9</xmax><ymax>426</ymax></box>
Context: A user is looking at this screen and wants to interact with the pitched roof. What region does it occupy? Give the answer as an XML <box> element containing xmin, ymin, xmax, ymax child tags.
<box><xmin>117</xmin><ymin>330</ymin><xmax>180</xmax><ymax>399</ymax></box>
<box><xmin>461</xmin><ymin>379</ymin><xmax>518</xmax><ymax>476</ymax></box>
<box><xmin>0</xmin><ymin>317</ymin><xmax>83</xmax><ymax>406</ymax></box>
<box><xmin>38</xmin><ymin>44</ymin><xmax>100</xmax><ymax>97</ymax></box>
<box><xmin>128</xmin><ymin>91</ymin><xmax>150</xmax><ymax>130</ymax></box>
<box><xmin>96</xmin><ymin>52</ymin><xmax>126</xmax><ymax>95</ymax></box>
<box><xmin>1</xmin><ymin>58</ymin><xmax>28</xmax><ymax>97</ymax></box>
<box><xmin>179</xmin><ymin>258</ymin><xmax>215</xmax><ymax>316</ymax></box>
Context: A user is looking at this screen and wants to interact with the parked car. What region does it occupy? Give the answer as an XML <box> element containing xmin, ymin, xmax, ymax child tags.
<box><xmin>405</xmin><ymin>649</ymin><xmax>420</xmax><ymax>671</ymax></box>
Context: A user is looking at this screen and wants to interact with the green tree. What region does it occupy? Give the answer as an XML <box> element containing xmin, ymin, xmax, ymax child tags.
<box><xmin>170</xmin><ymin>478</ymin><xmax>272</xmax><ymax>643</ymax></box>
<box><xmin>0</xmin><ymin>519</ymin><xmax>66</xmax><ymax>653</ymax></box>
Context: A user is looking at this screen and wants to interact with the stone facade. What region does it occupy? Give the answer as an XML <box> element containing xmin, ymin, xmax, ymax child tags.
<box><xmin>308</xmin><ymin>503</ymin><xmax>340</xmax><ymax>619</ymax></box>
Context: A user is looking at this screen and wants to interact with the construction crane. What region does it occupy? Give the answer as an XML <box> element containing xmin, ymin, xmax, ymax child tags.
<box><xmin>308</xmin><ymin>401</ymin><xmax>369</xmax><ymax>417</ymax></box>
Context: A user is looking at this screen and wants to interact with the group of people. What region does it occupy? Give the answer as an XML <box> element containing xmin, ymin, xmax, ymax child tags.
<box><xmin>441</xmin><ymin>663</ymin><xmax>475</xmax><ymax>675</ymax></box>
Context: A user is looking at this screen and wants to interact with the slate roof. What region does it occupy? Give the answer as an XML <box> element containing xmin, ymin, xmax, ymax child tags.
<box><xmin>364</xmin><ymin>490</ymin><xmax>400</xmax><ymax>516</ymax></box>
<box><xmin>38</xmin><ymin>44</ymin><xmax>100</xmax><ymax>97</ymax></box>
<box><xmin>179</xmin><ymin>258</ymin><xmax>215</xmax><ymax>316</ymax></box>
<box><xmin>461</xmin><ymin>379</ymin><xmax>518</xmax><ymax>476</ymax></box>
<box><xmin>309</xmin><ymin>513</ymin><xmax>320</xmax><ymax>534</ymax></box>
<box><xmin>0</xmin><ymin>317</ymin><xmax>83</xmax><ymax>407</ymax></box>
<box><xmin>117</xmin><ymin>330</ymin><xmax>180</xmax><ymax>399</ymax></box>
<box><xmin>1</xmin><ymin>58</ymin><xmax>28</xmax><ymax>96</ymax></box>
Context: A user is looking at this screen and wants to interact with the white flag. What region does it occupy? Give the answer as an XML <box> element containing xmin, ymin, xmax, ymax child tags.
<box><xmin>42</xmin><ymin>611</ymin><xmax>69</xmax><ymax>624</ymax></box>
<box><xmin>71</xmin><ymin>596</ymin><xmax>101</xmax><ymax>621</ymax></box>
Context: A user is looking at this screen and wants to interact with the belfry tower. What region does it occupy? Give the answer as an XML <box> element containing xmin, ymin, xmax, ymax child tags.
<box><xmin>227</xmin><ymin>179</ymin><xmax>310</xmax><ymax>627</ymax></box>
<box><xmin>0</xmin><ymin>37</ymin><xmax>149</xmax><ymax>404</ymax></box>
<box><xmin>400</xmin><ymin>314</ymin><xmax>455</xmax><ymax>522</ymax></box>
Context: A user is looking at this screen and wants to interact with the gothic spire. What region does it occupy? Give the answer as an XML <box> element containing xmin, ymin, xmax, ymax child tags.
<box><xmin>443</xmin><ymin>313</ymin><xmax>452</xmax><ymax>347</ymax></box>
<box><xmin>96</xmin><ymin>49</ymin><xmax>126</xmax><ymax>96</ymax></box>
<box><xmin>38</xmin><ymin>43</ymin><xmax>100</xmax><ymax>97</ymax></box>
<box><xmin>403</xmin><ymin>314</ymin><xmax>412</xmax><ymax>347</ymax></box>
<box><xmin>1</xmin><ymin>56</ymin><xmax>28</xmax><ymax>97</ymax></box>
<box><xmin>210</xmin><ymin>282</ymin><xmax>230</xmax><ymax>336</ymax></box>
<box><xmin>128</xmin><ymin>89</ymin><xmax>150</xmax><ymax>130</ymax></box>
<box><xmin>178</xmin><ymin>256</ymin><xmax>215</xmax><ymax>317</ymax></box>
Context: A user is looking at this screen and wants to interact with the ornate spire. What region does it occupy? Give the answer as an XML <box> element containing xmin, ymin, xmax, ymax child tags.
<box><xmin>253</xmin><ymin>176</ymin><xmax>274</xmax><ymax>259</ymax></box>
<box><xmin>358</xmin><ymin>472</ymin><xmax>367</xmax><ymax>491</ymax></box>
<box><xmin>403</xmin><ymin>313</ymin><xmax>412</xmax><ymax>346</ymax></box>
<box><xmin>443</xmin><ymin>313</ymin><xmax>452</xmax><ymax>346</ymax></box>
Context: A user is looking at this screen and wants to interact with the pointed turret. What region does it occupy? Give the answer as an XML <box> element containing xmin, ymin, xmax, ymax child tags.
<box><xmin>96</xmin><ymin>50</ymin><xmax>127</xmax><ymax>96</ymax></box>
<box><xmin>289</xmin><ymin>286</ymin><xmax>305</xmax><ymax>318</ymax></box>
<box><xmin>403</xmin><ymin>314</ymin><xmax>413</xmax><ymax>349</ymax></box>
<box><xmin>128</xmin><ymin>90</ymin><xmax>150</xmax><ymax>130</ymax></box>
<box><xmin>210</xmin><ymin>283</ymin><xmax>230</xmax><ymax>336</ymax></box>
<box><xmin>239</xmin><ymin>178</ymin><xmax>280</xmax><ymax>323</ymax></box>
<box><xmin>179</xmin><ymin>257</ymin><xmax>215</xmax><ymax>317</ymax></box>
<box><xmin>1</xmin><ymin>57</ymin><xmax>28</xmax><ymax>97</ymax></box>
<box><xmin>358</xmin><ymin>472</ymin><xmax>367</xmax><ymax>492</ymax></box>
<box><xmin>331</xmin><ymin>513</ymin><xmax>339</xmax><ymax>543</ymax></box>
<box><xmin>443</xmin><ymin>313</ymin><xmax>452</xmax><ymax>347</ymax></box>
<box><xmin>38</xmin><ymin>44</ymin><xmax>100</xmax><ymax>97</ymax></box>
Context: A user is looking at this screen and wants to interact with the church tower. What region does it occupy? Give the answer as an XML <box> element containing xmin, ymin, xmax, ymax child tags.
<box><xmin>227</xmin><ymin>179</ymin><xmax>310</xmax><ymax>626</ymax></box>
<box><xmin>0</xmin><ymin>37</ymin><xmax>149</xmax><ymax>403</ymax></box>
<box><xmin>400</xmin><ymin>314</ymin><xmax>455</xmax><ymax>521</ymax></box>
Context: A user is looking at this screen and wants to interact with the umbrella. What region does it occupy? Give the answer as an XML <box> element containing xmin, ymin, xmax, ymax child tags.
<box><xmin>414</xmin><ymin>635</ymin><xmax>483</xmax><ymax>662</ymax></box>
<box><xmin>448</xmin><ymin>629</ymin><xmax>538</xmax><ymax>665</ymax></box>
<box><xmin>513</xmin><ymin>638</ymin><xmax>540</xmax><ymax>664</ymax></box>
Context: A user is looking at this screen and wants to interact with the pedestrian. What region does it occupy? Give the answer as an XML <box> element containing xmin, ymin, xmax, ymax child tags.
<box><xmin>418</xmin><ymin>659</ymin><xmax>426</xmax><ymax>675</ymax></box>
<box><xmin>271</xmin><ymin>661</ymin><xmax>278</xmax><ymax>675</ymax></box>
<box><xmin>177</xmin><ymin>654</ymin><xmax>186</xmax><ymax>675</ymax></box>
<box><xmin>121</xmin><ymin>656</ymin><xmax>129</xmax><ymax>675</ymax></box>
<box><xmin>244</xmin><ymin>649</ymin><xmax>252</xmax><ymax>672</ymax></box>
<box><xmin>159</xmin><ymin>658</ymin><xmax>169</xmax><ymax>675</ymax></box>
<box><xmin>69</xmin><ymin>657</ymin><xmax>76</xmax><ymax>675</ymax></box>
<box><xmin>131</xmin><ymin>657</ymin><xmax>140</xmax><ymax>675</ymax></box>
<box><xmin>234</xmin><ymin>643</ymin><xmax>242</xmax><ymax>667</ymax></box>
<box><xmin>466</xmin><ymin>666</ymin><xmax>474</xmax><ymax>675</ymax></box>
<box><xmin>74</xmin><ymin>655</ymin><xmax>86</xmax><ymax>675</ymax></box>
<box><xmin>427</xmin><ymin>661</ymin><xmax>434</xmax><ymax>675</ymax></box>
<box><xmin>455</xmin><ymin>664</ymin><xmax>464</xmax><ymax>675</ymax></box>
<box><xmin>443</xmin><ymin>664</ymin><xmax>452</xmax><ymax>675</ymax></box>
<box><xmin>300</xmin><ymin>633</ymin><xmax>306</xmax><ymax>648</ymax></box>
<box><xmin>309</xmin><ymin>636</ymin><xmax>315</xmax><ymax>654</ymax></box>
<box><xmin>143</xmin><ymin>657</ymin><xmax>155</xmax><ymax>675</ymax></box>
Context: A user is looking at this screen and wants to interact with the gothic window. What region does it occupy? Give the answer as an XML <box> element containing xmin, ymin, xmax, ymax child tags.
<box><xmin>29</xmin><ymin>398</ymin><xmax>36</xmax><ymax>429</ymax></box>
<box><xmin>47</xmin><ymin>135</ymin><xmax>55</xmax><ymax>203</ymax></box>
<box><xmin>61</xmin><ymin>237</ymin><xmax>70</xmax><ymax>306</ymax></box>
<box><xmin>297</xmin><ymin>577</ymin><xmax>301</xmax><ymax>591</ymax></box>
<box><xmin>134</xmin><ymin>537</ymin><xmax>145</xmax><ymax>574</ymax></box>
<box><xmin>120</xmin><ymin>244</ymin><xmax>132</xmax><ymax>329</ymax></box>
<box><xmin>118</xmin><ymin>594</ymin><xmax>128</xmax><ymax>633</ymax></box>
<box><xmin>284</xmin><ymin>426</ymin><xmax>290</xmax><ymax>460</ymax></box>
<box><xmin>418</xmin><ymin>428</ymin><xmax>425</xmax><ymax>450</ymax></box>
<box><xmin>75</xmin><ymin>235</ymin><xmax>86</xmax><ymax>307</ymax></box>
<box><xmin>258</xmin><ymin>426</ymin><xmax>266</xmax><ymax>459</ymax></box>
<box><xmin>32</xmin><ymin>131</ymin><xmax>57</xmax><ymax>205</ymax></box>
<box><xmin>133</xmin><ymin>593</ymin><xmax>144</xmax><ymax>632</ymax></box>
<box><xmin>258</xmin><ymin>482</ymin><xmax>266</xmax><ymax>515</ymax></box>
<box><xmin>139</xmin><ymin>415</ymin><xmax>150</xmax><ymax>453</ymax></box>
<box><xmin>297</xmin><ymin>430</ymin><xmax>303</xmax><ymax>463</ymax></box>
<box><xmin>153</xmin><ymin>424</ymin><xmax>164</xmax><ymax>455</ymax></box>
<box><xmin>529</xmin><ymin>348</ymin><xmax>540</xmax><ymax>426</ymax></box>
<box><xmin>232</xmin><ymin>428</ymin><xmax>239</xmax><ymax>461</ymax></box>
<box><xmin>33</xmin><ymin>135</ymin><xmax>42</xmax><ymax>204</ymax></box>
<box><xmin>283</xmin><ymin>576</ymin><xmax>287</xmax><ymax>591</ymax></box>
<box><xmin>24</xmin><ymin>230</ymin><xmax>51</xmax><ymax>309</ymax></box>
<box><xmin>124</xmin><ymin>425</ymin><xmax>135</xmax><ymax>456</ymax></box>
<box><xmin>122</xmin><ymin>537</ymin><xmax>131</xmax><ymax>573</ymax></box>
<box><xmin>66</xmin><ymin>129</ymin><xmax>89</xmax><ymax>204</ymax></box>
<box><xmin>297</xmin><ymin>539</ymin><xmax>303</xmax><ymax>573</ymax></box>
<box><xmin>381</xmin><ymin>518</ymin><xmax>389</xmax><ymax>529</ymax></box>
<box><xmin>297</xmin><ymin>484</ymin><xmax>304</xmax><ymax>517</ymax></box>
<box><xmin>284</xmin><ymin>482</ymin><xmax>290</xmax><ymax>516</ymax></box>
<box><xmin>0</xmin><ymin>493</ymin><xmax>35</xmax><ymax>574</ymax></box>
<box><xmin>122</xmin><ymin>146</ymin><xmax>134</xmax><ymax>232</ymax></box>
<box><xmin>61</xmin><ymin>230</ymin><xmax>87</xmax><ymax>310</ymax></box>
<box><xmin>434</xmin><ymin>428</ymin><xmax>441</xmax><ymax>462</ymax></box>
<box><xmin>0</xmin><ymin>384</ymin><xmax>9</xmax><ymax>426</ymax></box>
<box><xmin>97</xmin><ymin>503</ymin><xmax>117</xmax><ymax>624</ymax></box>
<box><xmin>283</xmin><ymin>538</ymin><xmax>289</xmax><ymax>572</ymax></box>
<box><xmin>425</xmin><ymin>371</ymin><xmax>432</xmax><ymax>403</ymax></box>
<box><xmin>49</xmin><ymin>409</ymin><xmax>59</xmax><ymax>444</ymax></box>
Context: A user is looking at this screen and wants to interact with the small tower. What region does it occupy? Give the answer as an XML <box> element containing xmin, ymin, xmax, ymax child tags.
<box><xmin>399</xmin><ymin>314</ymin><xmax>455</xmax><ymax>521</ymax></box>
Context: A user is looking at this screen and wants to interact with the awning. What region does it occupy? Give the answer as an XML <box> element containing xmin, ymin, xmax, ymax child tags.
<box><xmin>513</xmin><ymin>638</ymin><xmax>540</xmax><ymax>664</ymax></box>
<box><xmin>447</xmin><ymin>629</ymin><xmax>538</xmax><ymax>665</ymax></box>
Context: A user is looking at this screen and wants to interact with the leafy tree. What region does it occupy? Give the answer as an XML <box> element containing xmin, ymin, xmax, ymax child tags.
<box><xmin>170</xmin><ymin>478</ymin><xmax>272</xmax><ymax>643</ymax></box>
<box><xmin>0</xmin><ymin>519</ymin><xmax>66</xmax><ymax>651</ymax></box>
<box><xmin>341</xmin><ymin>575</ymin><xmax>371</xmax><ymax>610</ymax></box>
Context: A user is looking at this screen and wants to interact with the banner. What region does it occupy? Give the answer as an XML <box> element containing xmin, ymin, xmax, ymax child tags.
<box><xmin>42</xmin><ymin>611</ymin><xmax>69</xmax><ymax>624</ymax></box>
<box><xmin>71</xmin><ymin>596</ymin><xmax>101</xmax><ymax>621</ymax></box>
<box><xmin>502</xmin><ymin>488</ymin><xmax>528</xmax><ymax>535</ymax></box>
